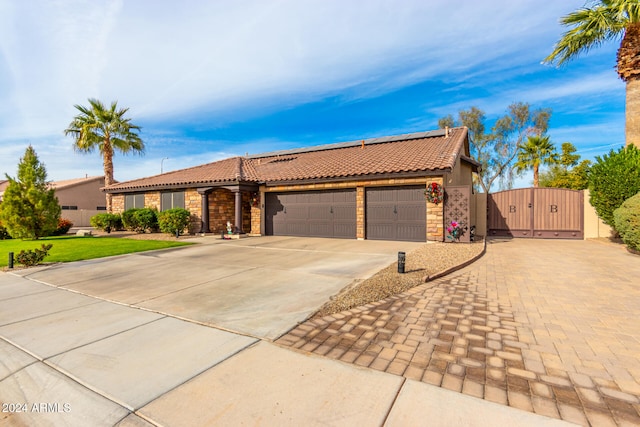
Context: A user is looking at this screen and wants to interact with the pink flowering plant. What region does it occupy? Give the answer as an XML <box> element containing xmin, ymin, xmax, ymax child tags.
<box><xmin>446</xmin><ymin>220</ymin><xmax>465</xmax><ymax>242</ymax></box>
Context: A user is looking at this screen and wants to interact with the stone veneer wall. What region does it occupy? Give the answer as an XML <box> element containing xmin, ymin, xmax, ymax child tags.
<box><xmin>112</xmin><ymin>189</ymin><xmax>251</xmax><ymax>235</ymax></box>
<box><xmin>208</xmin><ymin>189</ymin><xmax>235</xmax><ymax>234</ymax></box>
<box><xmin>426</xmin><ymin>177</ymin><xmax>444</xmax><ymax>242</ymax></box>
<box><xmin>356</xmin><ymin>187</ymin><xmax>365</xmax><ymax>239</ymax></box>
<box><xmin>111</xmin><ymin>195</ymin><xmax>124</xmax><ymax>214</ymax></box>
<box><xmin>185</xmin><ymin>189</ymin><xmax>201</xmax><ymax>234</ymax></box>
<box><xmin>262</xmin><ymin>176</ymin><xmax>445</xmax><ymax>242</ymax></box>
<box><xmin>144</xmin><ymin>192</ymin><xmax>160</xmax><ymax>211</ymax></box>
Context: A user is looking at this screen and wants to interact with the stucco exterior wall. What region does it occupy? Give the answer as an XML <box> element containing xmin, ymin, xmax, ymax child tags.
<box><xmin>446</xmin><ymin>158</ymin><xmax>474</xmax><ymax>187</ymax></box>
<box><xmin>56</xmin><ymin>178</ymin><xmax>107</xmax><ymax>210</ymax></box>
<box><xmin>583</xmin><ymin>189</ymin><xmax>615</xmax><ymax>239</ymax></box>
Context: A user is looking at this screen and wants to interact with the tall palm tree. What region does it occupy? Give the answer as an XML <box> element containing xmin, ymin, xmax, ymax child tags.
<box><xmin>515</xmin><ymin>135</ymin><xmax>559</xmax><ymax>187</ymax></box>
<box><xmin>544</xmin><ymin>0</ymin><xmax>640</xmax><ymax>147</ymax></box>
<box><xmin>64</xmin><ymin>99</ymin><xmax>144</xmax><ymax>212</ymax></box>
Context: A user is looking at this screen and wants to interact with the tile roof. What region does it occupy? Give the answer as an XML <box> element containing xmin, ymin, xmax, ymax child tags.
<box><xmin>50</xmin><ymin>176</ymin><xmax>105</xmax><ymax>189</ymax></box>
<box><xmin>106</xmin><ymin>127</ymin><xmax>471</xmax><ymax>192</ymax></box>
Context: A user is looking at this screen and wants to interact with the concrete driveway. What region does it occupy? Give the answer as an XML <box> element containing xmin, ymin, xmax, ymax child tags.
<box><xmin>9</xmin><ymin>236</ymin><xmax>423</xmax><ymax>340</ymax></box>
<box><xmin>0</xmin><ymin>236</ymin><xmax>576</xmax><ymax>427</ymax></box>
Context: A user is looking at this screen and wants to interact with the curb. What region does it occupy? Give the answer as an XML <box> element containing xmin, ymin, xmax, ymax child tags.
<box><xmin>423</xmin><ymin>238</ymin><xmax>487</xmax><ymax>282</ymax></box>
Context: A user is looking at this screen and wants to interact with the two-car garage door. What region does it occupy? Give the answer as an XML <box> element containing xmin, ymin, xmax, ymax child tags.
<box><xmin>265</xmin><ymin>186</ymin><xmax>426</xmax><ymax>241</ymax></box>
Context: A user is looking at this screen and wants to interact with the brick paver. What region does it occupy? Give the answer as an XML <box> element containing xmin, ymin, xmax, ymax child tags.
<box><xmin>277</xmin><ymin>239</ymin><xmax>640</xmax><ymax>426</ymax></box>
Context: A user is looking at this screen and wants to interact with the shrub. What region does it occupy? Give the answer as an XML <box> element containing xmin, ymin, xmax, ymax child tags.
<box><xmin>121</xmin><ymin>208</ymin><xmax>138</xmax><ymax>231</ymax></box>
<box><xmin>51</xmin><ymin>218</ymin><xmax>73</xmax><ymax>236</ymax></box>
<box><xmin>588</xmin><ymin>145</ymin><xmax>640</xmax><ymax>227</ymax></box>
<box><xmin>90</xmin><ymin>213</ymin><xmax>122</xmax><ymax>233</ymax></box>
<box><xmin>614</xmin><ymin>192</ymin><xmax>640</xmax><ymax>252</ymax></box>
<box><xmin>158</xmin><ymin>208</ymin><xmax>191</xmax><ymax>236</ymax></box>
<box><xmin>0</xmin><ymin>220</ymin><xmax>11</xmax><ymax>240</ymax></box>
<box><xmin>122</xmin><ymin>208</ymin><xmax>158</xmax><ymax>233</ymax></box>
<box><xmin>16</xmin><ymin>244</ymin><xmax>53</xmax><ymax>267</ymax></box>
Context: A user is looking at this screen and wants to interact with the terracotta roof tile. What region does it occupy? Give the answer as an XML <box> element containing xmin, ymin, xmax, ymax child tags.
<box><xmin>106</xmin><ymin>127</ymin><xmax>470</xmax><ymax>192</ymax></box>
<box><xmin>50</xmin><ymin>176</ymin><xmax>104</xmax><ymax>189</ymax></box>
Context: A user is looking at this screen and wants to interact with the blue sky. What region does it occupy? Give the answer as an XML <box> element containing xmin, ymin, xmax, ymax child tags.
<box><xmin>0</xmin><ymin>0</ymin><xmax>625</xmax><ymax>190</ymax></box>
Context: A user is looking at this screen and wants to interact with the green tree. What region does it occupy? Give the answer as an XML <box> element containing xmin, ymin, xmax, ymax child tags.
<box><xmin>588</xmin><ymin>145</ymin><xmax>640</xmax><ymax>226</ymax></box>
<box><xmin>558</xmin><ymin>142</ymin><xmax>581</xmax><ymax>170</ymax></box>
<box><xmin>544</xmin><ymin>1</ymin><xmax>640</xmax><ymax>148</ymax></box>
<box><xmin>539</xmin><ymin>160</ymin><xmax>591</xmax><ymax>190</ymax></box>
<box><xmin>0</xmin><ymin>146</ymin><xmax>61</xmax><ymax>239</ymax></box>
<box><xmin>64</xmin><ymin>98</ymin><xmax>144</xmax><ymax>212</ymax></box>
<box><xmin>515</xmin><ymin>135</ymin><xmax>559</xmax><ymax>187</ymax></box>
<box><xmin>539</xmin><ymin>142</ymin><xmax>591</xmax><ymax>190</ymax></box>
<box><xmin>439</xmin><ymin>103</ymin><xmax>551</xmax><ymax>192</ymax></box>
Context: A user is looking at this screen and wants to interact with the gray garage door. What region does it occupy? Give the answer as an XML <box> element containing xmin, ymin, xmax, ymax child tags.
<box><xmin>366</xmin><ymin>186</ymin><xmax>426</xmax><ymax>242</ymax></box>
<box><xmin>265</xmin><ymin>190</ymin><xmax>356</xmax><ymax>238</ymax></box>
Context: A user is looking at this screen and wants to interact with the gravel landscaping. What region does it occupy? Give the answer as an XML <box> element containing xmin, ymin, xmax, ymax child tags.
<box><xmin>315</xmin><ymin>239</ymin><xmax>485</xmax><ymax>317</ymax></box>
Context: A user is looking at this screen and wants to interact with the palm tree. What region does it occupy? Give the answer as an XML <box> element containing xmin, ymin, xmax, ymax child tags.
<box><xmin>64</xmin><ymin>99</ymin><xmax>144</xmax><ymax>212</ymax></box>
<box><xmin>515</xmin><ymin>135</ymin><xmax>559</xmax><ymax>187</ymax></box>
<box><xmin>544</xmin><ymin>1</ymin><xmax>640</xmax><ymax>147</ymax></box>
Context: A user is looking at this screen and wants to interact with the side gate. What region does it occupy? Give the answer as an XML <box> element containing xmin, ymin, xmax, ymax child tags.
<box><xmin>444</xmin><ymin>185</ymin><xmax>472</xmax><ymax>243</ymax></box>
<box><xmin>488</xmin><ymin>188</ymin><xmax>583</xmax><ymax>239</ymax></box>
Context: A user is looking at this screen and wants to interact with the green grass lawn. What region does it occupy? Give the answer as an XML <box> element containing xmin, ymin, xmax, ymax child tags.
<box><xmin>0</xmin><ymin>235</ymin><xmax>194</xmax><ymax>268</ymax></box>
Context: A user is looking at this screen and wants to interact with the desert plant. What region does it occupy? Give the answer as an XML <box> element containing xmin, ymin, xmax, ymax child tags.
<box><xmin>588</xmin><ymin>145</ymin><xmax>640</xmax><ymax>227</ymax></box>
<box><xmin>614</xmin><ymin>192</ymin><xmax>640</xmax><ymax>252</ymax></box>
<box><xmin>16</xmin><ymin>244</ymin><xmax>53</xmax><ymax>267</ymax></box>
<box><xmin>158</xmin><ymin>208</ymin><xmax>191</xmax><ymax>237</ymax></box>
<box><xmin>90</xmin><ymin>213</ymin><xmax>122</xmax><ymax>233</ymax></box>
<box><xmin>51</xmin><ymin>218</ymin><xmax>73</xmax><ymax>236</ymax></box>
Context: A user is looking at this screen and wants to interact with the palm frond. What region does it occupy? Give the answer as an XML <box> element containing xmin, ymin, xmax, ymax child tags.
<box><xmin>545</xmin><ymin>5</ymin><xmax>627</xmax><ymax>65</ymax></box>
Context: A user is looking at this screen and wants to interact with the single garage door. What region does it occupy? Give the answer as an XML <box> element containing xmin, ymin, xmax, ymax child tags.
<box><xmin>366</xmin><ymin>186</ymin><xmax>426</xmax><ymax>242</ymax></box>
<box><xmin>265</xmin><ymin>190</ymin><xmax>356</xmax><ymax>238</ymax></box>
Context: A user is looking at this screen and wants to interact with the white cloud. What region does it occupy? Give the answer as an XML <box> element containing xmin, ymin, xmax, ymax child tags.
<box><xmin>0</xmin><ymin>0</ymin><xmax>618</xmax><ymax>181</ymax></box>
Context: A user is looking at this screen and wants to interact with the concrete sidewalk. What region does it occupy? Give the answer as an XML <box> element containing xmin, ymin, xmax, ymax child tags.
<box><xmin>0</xmin><ymin>253</ymin><xmax>571</xmax><ymax>426</ymax></box>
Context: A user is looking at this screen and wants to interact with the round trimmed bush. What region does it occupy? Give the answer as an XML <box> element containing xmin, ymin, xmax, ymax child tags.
<box><xmin>614</xmin><ymin>192</ymin><xmax>640</xmax><ymax>252</ymax></box>
<box><xmin>158</xmin><ymin>208</ymin><xmax>191</xmax><ymax>236</ymax></box>
<box><xmin>121</xmin><ymin>208</ymin><xmax>158</xmax><ymax>233</ymax></box>
<box><xmin>90</xmin><ymin>213</ymin><xmax>122</xmax><ymax>233</ymax></box>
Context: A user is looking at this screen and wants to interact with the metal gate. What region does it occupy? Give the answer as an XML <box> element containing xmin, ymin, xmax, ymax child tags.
<box><xmin>488</xmin><ymin>188</ymin><xmax>583</xmax><ymax>239</ymax></box>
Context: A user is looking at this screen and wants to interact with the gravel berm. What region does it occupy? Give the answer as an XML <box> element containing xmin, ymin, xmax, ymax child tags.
<box><xmin>314</xmin><ymin>239</ymin><xmax>485</xmax><ymax>317</ymax></box>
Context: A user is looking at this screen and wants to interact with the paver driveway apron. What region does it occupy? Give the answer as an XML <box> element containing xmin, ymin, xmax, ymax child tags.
<box><xmin>12</xmin><ymin>236</ymin><xmax>423</xmax><ymax>340</ymax></box>
<box><xmin>279</xmin><ymin>238</ymin><xmax>640</xmax><ymax>426</ymax></box>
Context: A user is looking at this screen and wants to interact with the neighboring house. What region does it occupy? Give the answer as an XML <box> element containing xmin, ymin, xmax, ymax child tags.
<box><xmin>0</xmin><ymin>176</ymin><xmax>107</xmax><ymax>227</ymax></box>
<box><xmin>105</xmin><ymin>127</ymin><xmax>480</xmax><ymax>242</ymax></box>
<box><xmin>51</xmin><ymin>176</ymin><xmax>107</xmax><ymax>226</ymax></box>
<box><xmin>0</xmin><ymin>180</ymin><xmax>8</xmax><ymax>203</ymax></box>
